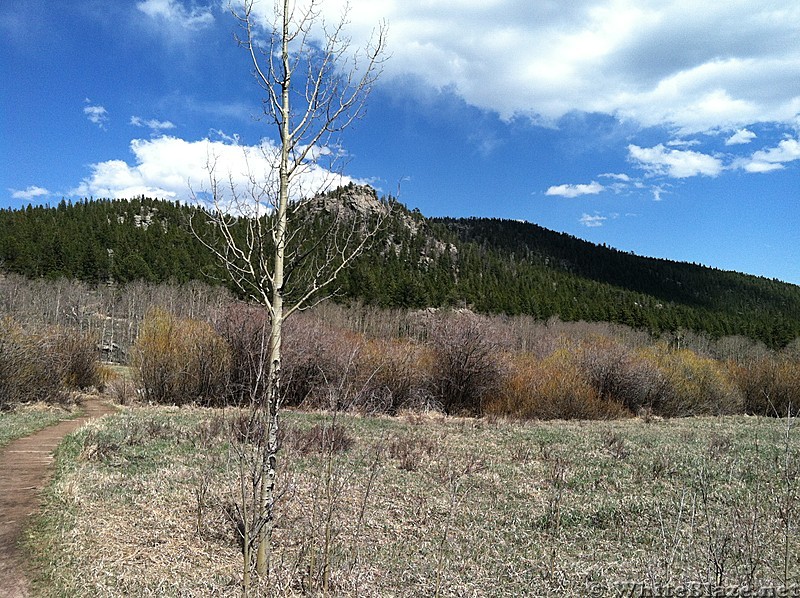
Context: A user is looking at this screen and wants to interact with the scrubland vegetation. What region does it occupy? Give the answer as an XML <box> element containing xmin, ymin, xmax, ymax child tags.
<box><xmin>0</xmin><ymin>288</ymin><xmax>105</xmax><ymax>443</ymax></box>
<box><xmin>3</xmin><ymin>276</ymin><xmax>800</xmax><ymax>595</ymax></box>
<box><xmin>0</xmin><ymin>316</ymin><xmax>101</xmax><ymax>412</ymax></box>
<box><xmin>121</xmin><ymin>290</ymin><xmax>800</xmax><ymax>421</ymax></box>
<box><xmin>3</xmin><ymin>275</ymin><xmax>798</xmax><ymax>420</ymax></box>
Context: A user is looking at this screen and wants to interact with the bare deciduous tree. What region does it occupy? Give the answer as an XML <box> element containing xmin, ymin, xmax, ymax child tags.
<box><xmin>191</xmin><ymin>0</ymin><xmax>387</xmax><ymax>591</ymax></box>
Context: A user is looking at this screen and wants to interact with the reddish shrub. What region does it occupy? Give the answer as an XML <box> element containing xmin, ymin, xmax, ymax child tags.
<box><xmin>285</xmin><ymin>422</ymin><xmax>355</xmax><ymax>455</ymax></box>
<box><xmin>571</xmin><ymin>336</ymin><xmax>664</xmax><ymax>412</ymax></box>
<box><xmin>354</xmin><ymin>338</ymin><xmax>433</xmax><ymax>414</ymax></box>
<box><xmin>426</xmin><ymin>312</ymin><xmax>505</xmax><ymax>415</ymax></box>
<box><xmin>281</xmin><ymin>313</ymin><xmax>365</xmax><ymax>409</ymax></box>
<box><xmin>213</xmin><ymin>303</ymin><xmax>271</xmax><ymax>405</ymax></box>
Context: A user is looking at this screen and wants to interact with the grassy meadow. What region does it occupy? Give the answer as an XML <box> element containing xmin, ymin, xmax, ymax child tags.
<box><xmin>26</xmin><ymin>405</ymin><xmax>800</xmax><ymax>597</ymax></box>
<box><xmin>0</xmin><ymin>403</ymin><xmax>81</xmax><ymax>449</ymax></box>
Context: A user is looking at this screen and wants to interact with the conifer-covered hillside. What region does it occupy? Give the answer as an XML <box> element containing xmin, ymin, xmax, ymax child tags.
<box><xmin>1</xmin><ymin>186</ymin><xmax>798</xmax><ymax>348</ymax></box>
<box><xmin>0</xmin><ymin>197</ymin><xmax>224</xmax><ymax>284</ymax></box>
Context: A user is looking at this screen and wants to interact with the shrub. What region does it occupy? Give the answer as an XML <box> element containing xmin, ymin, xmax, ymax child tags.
<box><xmin>52</xmin><ymin>328</ymin><xmax>102</xmax><ymax>390</ymax></box>
<box><xmin>354</xmin><ymin>338</ymin><xmax>434</xmax><ymax>414</ymax></box>
<box><xmin>0</xmin><ymin>319</ymin><xmax>65</xmax><ymax>408</ymax></box>
<box><xmin>105</xmin><ymin>376</ymin><xmax>137</xmax><ymax>406</ymax></box>
<box><xmin>286</xmin><ymin>422</ymin><xmax>355</xmax><ymax>455</ymax></box>
<box><xmin>489</xmin><ymin>351</ymin><xmax>628</xmax><ymax>420</ymax></box>
<box><xmin>386</xmin><ymin>433</ymin><xmax>440</xmax><ymax>471</ymax></box>
<box><xmin>570</xmin><ymin>336</ymin><xmax>665</xmax><ymax>412</ymax></box>
<box><xmin>640</xmin><ymin>345</ymin><xmax>743</xmax><ymax>416</ymax></box>
<box><xmin>733</xmin><ymin>355</ymin><xmax>800</xmax><ymax>416</ymax></box>
<box><xmin>213</xmin><ymin>303</ymin><xmax>270</xmax><ymax>405</ymax></box>
<box><xmin>426</xmin><ymin>312</ymin><xmax>504</xmax><ymax>415</ymax></box>
<box><xmin>132</xmin><ymin>309</ymin><xmax>230</xmax><ymax>406</ymax></box>
<box><xmin>0</xmin><ymin>319</ymin><xmax>32</xmax><ymax>409</ymax></box>
<box><xmin>230</xmin><ymin>410</ymin><xmax>268</xmax><ymax>445</ymax></box>
<box><xmin>220</xmin><ymin>308</ymin><xmax>428</xmax><ymax>413</ymax></box>
<box><xmin>281</xmin><ymin>313</ymin><xmax>365</xmax><ymax>409</ymax></box>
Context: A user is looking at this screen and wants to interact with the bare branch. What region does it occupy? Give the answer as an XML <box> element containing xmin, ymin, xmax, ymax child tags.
<box><xmin>196</xmin><ymin>0</ymin><xmax>387</xmax><ymax>585</ymax></box>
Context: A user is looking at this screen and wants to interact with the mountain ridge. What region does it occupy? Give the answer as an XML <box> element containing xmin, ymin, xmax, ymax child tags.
<box><xmin>1</xmin><ymin>187</ymin><xmax>798</xmax><ymax>347</ymax></box>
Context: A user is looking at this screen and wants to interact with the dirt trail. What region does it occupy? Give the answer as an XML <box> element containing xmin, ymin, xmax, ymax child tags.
<box><xmin>0</xmin><ymin>399</ymin><xmax>115</xmax><ymax>598</ymax></box>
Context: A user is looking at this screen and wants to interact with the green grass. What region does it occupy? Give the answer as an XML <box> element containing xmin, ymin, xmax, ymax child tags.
<box><xmin>0</xmin><ymin>403</ymin><xmax>80</xmax><ymax>449</ymax></box>
<box><xmin>27</xmin><ymin>407</ymin><xmax>800</xmax><ymax>597</ymax></box>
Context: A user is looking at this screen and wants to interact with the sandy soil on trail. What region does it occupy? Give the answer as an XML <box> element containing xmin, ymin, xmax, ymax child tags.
<box><xmin>0</xmin><ymin>399</ymin><xmax>115</xmax><ymax>598</ymax></box>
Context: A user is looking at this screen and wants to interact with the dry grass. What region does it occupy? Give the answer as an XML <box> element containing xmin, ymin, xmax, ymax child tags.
<box><xmin>27</xmin><ymin>407</ymin><xmax>800</xmax><ymax>596</ymax></box>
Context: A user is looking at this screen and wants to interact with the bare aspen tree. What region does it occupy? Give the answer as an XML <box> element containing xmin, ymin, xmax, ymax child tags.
<box><xmin>192</xmin><ymin>0</ymin><xmax>386</xmax><ymax>590</ymax></box>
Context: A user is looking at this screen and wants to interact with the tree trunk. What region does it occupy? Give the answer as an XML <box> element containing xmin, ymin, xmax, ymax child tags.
<box><xmin>255</xmin><ymin>0</ymin><xmax>292</xmax><ymax>577</ymax></box>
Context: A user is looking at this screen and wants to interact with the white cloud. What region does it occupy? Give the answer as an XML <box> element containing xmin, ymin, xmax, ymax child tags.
<box><xmin>136</xmin><ymin>0</ymin><xmax>214</xmax><ymax>30</ymax></box>
<box><xmin>750</xmin><ymin>137</ymin><xmax>800</xmax><ymax>164</ymax></box>
<box><xmin>651</xmin><ymin>186</ymin><xmax>665</xmax><ymax>201</ymax></box>
<box><xmin>69</xmin><ymin>135</ymin><xmax>360</xmax><ymax>206</ymax></box>
<box><xmin>726</xmin><ymin>128</ymin><xmax>757</xmax><ymax>145</ymax></box>
<box><xmin>666</xmin><ymin>139</ymin><xmax>701</xmax><ymax>148</ymax></box>
<box><xmin>10</xmin><ymin>186</ymin><xmax>50</xmax><ymax>200</ymax></box>
<box><xmin>130</xmin><ymin>116</ymin><xmax>176</xmax><ymax>131</ymax></box>
<box><xmin>545</xmin><ymin>181</ymin><xmax>604</xmax><ymax>198</ymax></box>
<box><xmin>600</xmin><ymin>173</ymin><xmax>631</xmax><ymax>182</ymax></box>
<box><xmin>209</xmin><ymin>129</ymin><xmax>240</xmax><ymax>145</ymax></box>
<box><xmin>741</xmin><ymin>137</ymin><xmax>800</xmax><ymax>173</ymax></box>
<box><xmin>599</xmin><ymin>172</ymin><xmax>638</xmax><ymax>194</ymax></box>
<box><xmin>628</xmin><ymin>144</ymin><xmax>724</xmax><ymax>178</ymax></box>
<box><xmin>83</xmin><ymin>103</ymin><xmax>108</xmax><ymax>128</ymax></box>
<box><xmin>580</xmin><ymin>213</ymin><xmax>607</xmax><ymax>227</ymax></box>
<box><xmin>743</xmin><ymin>161</ymin><xmax>784</xmax><ymax>174</ymax></box>
<box><xmin>295</xmin><ymin>0</ymin><xmax>800</xmax><ymax>134</ymax></box>
<box><xmin>598</xmin><ymin>173</ymin><xmax>633</xmax><ymax>194</ymax></box>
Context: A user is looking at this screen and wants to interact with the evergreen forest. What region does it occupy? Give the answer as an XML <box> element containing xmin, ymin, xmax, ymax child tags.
<box><xmin>1</xmin><ymin>188</ymin><xmax>799</xmax><ymax>349</ymax></box>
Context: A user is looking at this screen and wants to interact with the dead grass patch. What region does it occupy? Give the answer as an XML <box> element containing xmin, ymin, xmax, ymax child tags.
<box><xmin>27</xmin><ymin>408</ymin><xmax>800</xmax><ymax>596</ymax></box>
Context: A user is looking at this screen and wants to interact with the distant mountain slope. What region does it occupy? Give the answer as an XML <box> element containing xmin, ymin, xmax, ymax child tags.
<box><xmin>435</xmin><ymin>217</ymin><xmax>794</xmax><ymax>312</ymax></box>
<box><xmin>0</xmin><ymin>197</ymin><xmax>225</xmax><ymax>284</ymax></box>
<box><xmin>1</xmin><ymin>189</ymin><xmax>798</xmax><ymax>347</ymax></box>
<box><xmin>423</xmin><ymin>217</ymin><xmax>800</xmax><ymax>347</ymax></box>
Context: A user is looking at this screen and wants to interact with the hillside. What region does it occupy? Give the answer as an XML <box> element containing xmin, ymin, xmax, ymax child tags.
<box><xmin>0</xmin><ymin>197</ymin><xmax>224</xmax><ymax>285</ymax></box>
<box><xmin>425</xmin><ymin>217</ymin><xmax>800</xmax><ymax>347</ymax></box>
<box><xmin>1</xmin><ymin>187</ymin><xmax>799</xmax><ymax>347</ymax></box>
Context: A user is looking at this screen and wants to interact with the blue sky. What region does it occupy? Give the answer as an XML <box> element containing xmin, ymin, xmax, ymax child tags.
<box><xmin>2</xmin><ymin>0</ymin><xmax>799</xmax><ymax>284</ymax></box>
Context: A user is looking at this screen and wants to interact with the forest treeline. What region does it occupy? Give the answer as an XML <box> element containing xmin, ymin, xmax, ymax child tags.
<box><xmin>1</xmin><ymin>188</ymin><xmax>799</xmax><ymax>348</ymax></box>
